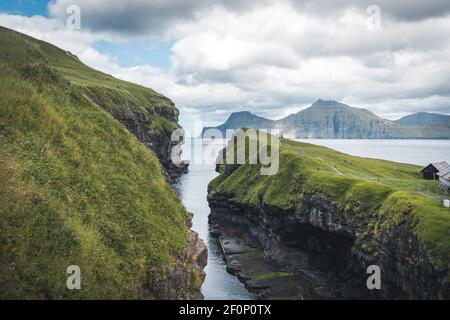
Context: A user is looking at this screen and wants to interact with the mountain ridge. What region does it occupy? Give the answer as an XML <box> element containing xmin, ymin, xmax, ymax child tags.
<box><xmin>394</xmin><ymin>111</ymin><xmax>450</xmax><ymax>126</ymax></box>
<box><xmin>202</xmin><ymin>99</ymin><xmax>450</xmax><ymax>139</ymax></box>
<box><xmin>202</xmin><ymin>110</ymin><xmax>276</xmax><ymax>137</ymax></box>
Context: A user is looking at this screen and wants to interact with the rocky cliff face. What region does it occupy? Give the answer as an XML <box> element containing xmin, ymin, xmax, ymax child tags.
<box><xmin>278</xmin><ymin>100</ymin><xmax>396</xmax><ymax>138</ymax></box>
<box><xmin>84</xmin><ymin>88</ymin><xmax>188</xmax><ymax>180</ymax></box>
<box><xmin>208</xmin><ymin>190</ymin><xmax>448</xmax><ymax>299</ymax></box>
<box><xmin>146</xmin><ymin>221</ymin><xmax>207</xmax><ymax>299</ymax></box>
<box><xmin>208</xmin><ymin>159</ymin><xmax>449</xmax><ymax>299</ymax></box>
<box><xmin>202</xmin><ymin>99</ymin><xmax>450</xmax><ymax>139</ymax></box>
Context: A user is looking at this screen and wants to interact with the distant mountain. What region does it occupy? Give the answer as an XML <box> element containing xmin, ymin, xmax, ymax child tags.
<box><xmin>202</xmin><ymin>111</ymin><xmax>276</xmax><ymax>137</ymax></box>
<box><xmin>394</xmin><ymin>112</ymin><xmax>450</xmax><ymax>126</ymax></box>
<box><xmin>202</xmin><ymin>99</ymin><xmax>450</xmax><ymax>139</ymax></box>
<box><xmin>276</xmin><ymin>99</ymin><xmax>396</xmax><ymax>138</ymax></box>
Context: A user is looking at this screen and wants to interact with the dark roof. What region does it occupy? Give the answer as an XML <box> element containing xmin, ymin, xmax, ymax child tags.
<box><xmin>421</xmin><ymin>161</ymin><xmax>449</xmax><ymax>173</ymax></box>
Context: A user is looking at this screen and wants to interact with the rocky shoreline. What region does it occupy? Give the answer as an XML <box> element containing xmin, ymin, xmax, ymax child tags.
<box><xmin>208</xmin><ymin>189</ymin><xmax>448</xmax><ymax>299</ymax></box>
<box><xmin>144</xmin><ymin>229</ymin><xmax>207</xmax><ymax>299</ymax></box>
<box><xmin>210</xmin><ymin>229</ymin><xmax>330</xmax><ymax>299</ymax></box>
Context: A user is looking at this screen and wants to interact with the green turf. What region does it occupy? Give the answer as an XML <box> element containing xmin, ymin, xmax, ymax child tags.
<box><xmin>35</xmin><ymin>28</ymin><xmax>179</xmax><ymax>137</ymax></box>
<box><xmin>209</xmin><ymin>131</ymin><xmax>450</xmax><ymax>282</ymax></box>
<box><xmin>0</xmin><ymin>26</ymin><xmax>191</xmax><ymax>299</ymax></box>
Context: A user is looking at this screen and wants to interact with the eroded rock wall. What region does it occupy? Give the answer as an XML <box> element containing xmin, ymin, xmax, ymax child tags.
<box><xmin>208</xmin><ymin>190</ymin><xmax>448</xmax><ymax>299</ymax></box>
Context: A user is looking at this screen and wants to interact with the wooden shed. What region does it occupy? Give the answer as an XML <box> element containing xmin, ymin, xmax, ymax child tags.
<box><xmin>420</xmin><ymin>161</ymin><xmax>449</xmax><ymax>180</ymax></box>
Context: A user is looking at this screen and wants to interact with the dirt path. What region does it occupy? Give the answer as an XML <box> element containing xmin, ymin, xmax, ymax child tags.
<box><xmin>316</xmin><ymin>157</ymin><xmax>344</xmax><ymax>175</ymax></box>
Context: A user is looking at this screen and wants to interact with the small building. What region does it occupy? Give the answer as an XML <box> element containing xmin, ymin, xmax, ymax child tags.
<box><xmin>438</xmin><ymin>167</ymin><xmax>450</xmax><ymax>191</ymax></box>
<box><xmin>420</xmin><ymin>161</ymin><xmax>449</xmax><ymax>180</ymax></box>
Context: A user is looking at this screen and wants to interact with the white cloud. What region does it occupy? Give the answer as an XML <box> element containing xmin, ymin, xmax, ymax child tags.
<box><xmin>0</xmin><ymin>13</ymin><xmax>106</xmax><ymax>55</ymax></box>
<box><xmin>168</xmin><ymin>4</ymin><xmax>450</xmax><ymax>120</ymax></box>
<box><xmin>1</xmin><ymin>0</ymin><xmax>450</xmax><ymax>130</ymax></box>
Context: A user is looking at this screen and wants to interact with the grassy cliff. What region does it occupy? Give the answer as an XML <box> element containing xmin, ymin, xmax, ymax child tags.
<box><xmin>209</xmin><ymin>131</ymin><xmax>450</xmax><ymax>287</ymax></box>
<box><xmin>38</xmin><ymin>31</ymin><xmax>179</xmax><ymax>139</ymax></box>
<box><xmin>0</xmin><ymin>27</ymin><xmax>196</xmax><ymax>299</ymax></box>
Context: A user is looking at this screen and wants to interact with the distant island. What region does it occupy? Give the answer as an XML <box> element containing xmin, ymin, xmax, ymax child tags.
<box><xmin>202</xmin><ymin>99</ymin><xmax>450</xmax><ymax>139</ymax></box>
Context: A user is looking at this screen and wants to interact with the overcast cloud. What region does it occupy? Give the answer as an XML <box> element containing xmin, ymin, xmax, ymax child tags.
<box><xmin>1</xmin><ymin>0</ymin><xmax>450</xmax><ymax>132</ymax></box>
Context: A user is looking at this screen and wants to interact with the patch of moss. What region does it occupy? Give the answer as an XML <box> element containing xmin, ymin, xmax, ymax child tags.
<box><xmin>252</xmin><ymin>272</ymin><xmax>295</xmax><ymax>281</ymax></box>
<box><xmin>189</xmin><ymin>267</ymin><xmax>203</xmax><ymax>290</ymax></box>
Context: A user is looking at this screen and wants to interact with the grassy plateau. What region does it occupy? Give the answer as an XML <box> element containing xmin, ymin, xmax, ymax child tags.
<box><xmin>210</xmin><ymin>131</ymin><xmax>450</xmax><ymax>283</ymax></box>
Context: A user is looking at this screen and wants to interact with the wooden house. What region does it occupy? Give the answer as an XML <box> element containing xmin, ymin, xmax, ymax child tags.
<box><xmin>420</xmin><ymin>161</ymin><xmax>449</xmax><ymax>180</ymax></box>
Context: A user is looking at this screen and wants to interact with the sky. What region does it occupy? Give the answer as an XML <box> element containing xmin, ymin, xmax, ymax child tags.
<box><xmin>1</xmin><ymin>0</ymin><xmax>450</xmax><ymax>135</ymax></box>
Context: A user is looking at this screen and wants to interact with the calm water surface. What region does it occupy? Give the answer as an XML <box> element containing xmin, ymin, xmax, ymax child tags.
<box><xmin>294</xmin><ymin>139</ymin><xmax>450</xmax><ymax>165</ymax></box>
<box><xmin>173</xmin><ymin>138</ymin><xmax>256</xmax><ymax>300</ymax></box>
<box><xmin>174</xmin><ymin>138</ymin><xmax>450</xmax><ymax>299</ymax></box>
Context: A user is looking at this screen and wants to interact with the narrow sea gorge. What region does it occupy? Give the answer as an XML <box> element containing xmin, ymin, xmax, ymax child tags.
<box><xmin>173</xmin><ymin>138</ymin><xmax>257</xmax><ymax>299</ymax></box>
<box><xmin>2</xmin><ymin>3</ymin><xmax>450</xmax><ymax>305</ymax></box>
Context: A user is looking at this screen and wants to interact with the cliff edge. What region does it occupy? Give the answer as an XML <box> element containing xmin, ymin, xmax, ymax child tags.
<box><xmin>208</xmin><ymin>130</ymin><xmax>449</xmax><ymax>299</ymax></box>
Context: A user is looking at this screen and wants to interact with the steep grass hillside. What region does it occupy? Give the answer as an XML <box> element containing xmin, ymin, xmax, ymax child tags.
<box><xmin>209</xmin><ymin>131</ymin><xmax>450</xmax><ymax>292</ymax></box>
<box><xmin>12</xmin><ymin>27</ymin><xmax>185</xmax><ymax>178</ymax></box>
<box><xmin>39</xmin><ymin>30</ymin><xmax>179</xmax><ymax>139</ymax></box>
<box><xmin>0</xmin><ymin>27</ymin><xmax>196</xmax><ymax>299</ymax></box>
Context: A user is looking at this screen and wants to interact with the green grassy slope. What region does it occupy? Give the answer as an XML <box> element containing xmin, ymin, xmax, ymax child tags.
<box><xmin>0</xmin><ymin>27</ymin><xmax>190</xmax><ymax>299</ymax></box>
<box><xmin>38</xmin><ymin>33</ymin><xmax>179</xmax><ymax>137</ymax></box>
<box><xmin>210</xmin><ymin>133</ymin><xmax>450</xmax><ymax>280</ymax></box>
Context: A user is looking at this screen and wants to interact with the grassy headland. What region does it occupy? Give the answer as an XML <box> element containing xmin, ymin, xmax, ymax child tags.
<box><xmin>209</xmin><ymin>132</ymin><xmax>450</xmax><ymax>283</ymax></box>
<box><xmin>0</xmin><ymin>27</ymin><xmax>193</xmax><ymax>299</ymax></box>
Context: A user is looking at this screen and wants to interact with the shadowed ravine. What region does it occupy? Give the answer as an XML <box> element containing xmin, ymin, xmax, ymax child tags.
<box><xmin>173</xmin><ymin>138</ymin><xmax>256</xmax><ymax>299</ymax></box>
